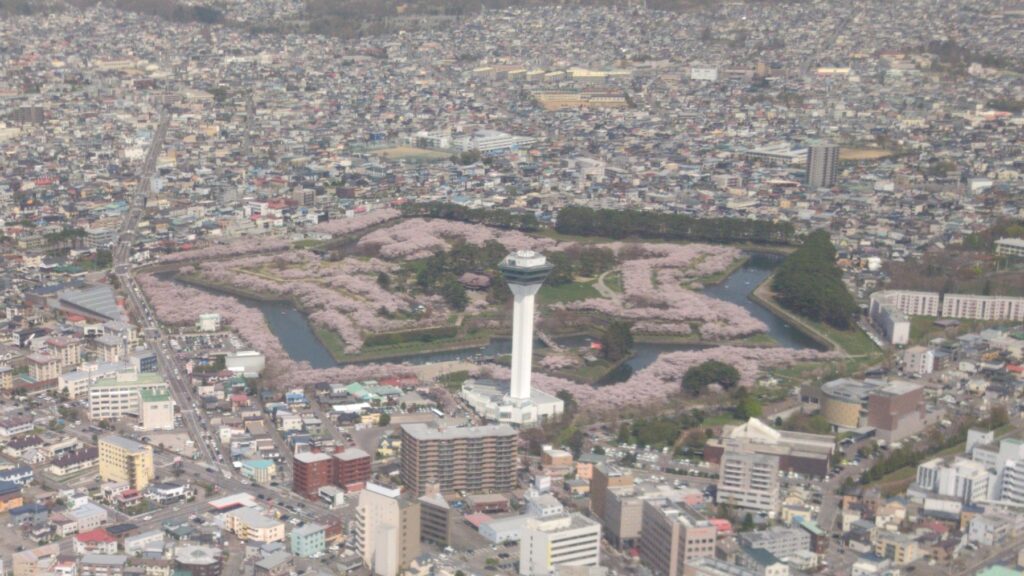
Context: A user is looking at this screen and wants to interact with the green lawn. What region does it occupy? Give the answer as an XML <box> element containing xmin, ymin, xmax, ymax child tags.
<box><xmin>910</xmin><ymin>316</ymin><xmax>1006</xmax><ymax>345</ymax></box>
<box><xmin>604</xmin><ymin>272</ymin><xmax>624</xmax><ymax>293</ymax></box>
<box><xmin>802</xmin><ymin>318</ymin><xmax>880</xmax><ymax>356</ymax></box>
<box><xmin>702</xmin><ymin>414</ymin><xmax>742</xmax><ymax>427</ymax></box>
<box><xmin>314</xmin><ymin>326</ymin><xmax>496</xmax><ymax>363</ymax></box>
<box><xmin>538</xmin><ymin>281</ymin><xmax>601</xmax><ymax>305</ymax></box>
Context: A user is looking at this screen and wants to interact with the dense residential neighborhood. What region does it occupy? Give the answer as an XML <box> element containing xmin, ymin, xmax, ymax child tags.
<box><xmin>0</xmin><ymin>0</ymin><xmax>1022</xmax><ymax>575</ymax></box>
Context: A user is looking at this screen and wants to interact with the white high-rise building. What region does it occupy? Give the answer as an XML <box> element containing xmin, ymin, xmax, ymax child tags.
<box><xmin>936</xmin><ymin>459</ymin><xmax>990</xmax><ymax>504</ymax></box>
<box><xmin>353</xmin><ymin>484</ymin><xmax>420</xmax><ymax>576</ymax></box>
<box><xmin>519</xmin><ymin>513</ymin><xmax>601</xmax><ymax>575</ymax></box>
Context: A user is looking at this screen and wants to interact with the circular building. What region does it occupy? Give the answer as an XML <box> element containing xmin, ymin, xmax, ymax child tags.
<box><xmin>174</xmin><ymin>545</ymin><xmax>223</xmax><ymax>576</ymax></box>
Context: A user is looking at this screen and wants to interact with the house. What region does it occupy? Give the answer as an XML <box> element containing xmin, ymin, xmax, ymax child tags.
<box><xmin>0</xmin><ymin>480</ymin><xmax>24</xmax><ymax>511</ymax></box>
<box><xmin>75</xmin><ymin>528</ymin><xmax>119</xmax><ymax>555</ymax></box>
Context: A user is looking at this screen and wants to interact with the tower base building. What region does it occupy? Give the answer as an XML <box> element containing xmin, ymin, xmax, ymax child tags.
<box><xmin>461</xmin><ymin>378</ymin><xmax>564</xmax><ymax>425</ymax></box>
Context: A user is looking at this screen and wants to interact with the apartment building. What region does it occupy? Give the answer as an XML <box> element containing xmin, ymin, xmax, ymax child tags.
<box><xmin>293</xmin><ymin>447</ymin><xmax>372</xmax><ymax>499</ymax></box>
<box><xmin>293</xmin><ymin>452</ymin><xmax>333</xmax><ymax>499</ymax></box>
<box><xmin>354</xmin><ymin>483</ymin><xmax>421</xmax><ymax>576</ymax></box>
<box><xmin>399</xmin><ymin>423</ymin><xmax>517</xmax><ymax>495</ymax></box>
<box><xmin>639</xmin><ymin>499</ymin><xmax>717</xmax><ymax>576</ymax></box>
<box><xmin>519</xmin><ymin>513</ymin><xmax>601</xmax><ymax>576</ymax></box>
<box><xmin>223</xmin><ymin>507</ymin><xmax>285</xmax><ymax>543</ymax></box>
<box><xmin>98</xmin><ymin>435</ymin><xmax>154</xmax><ymax>491</ymax></box>
<box><xmin>941</xmin><ymin>294</ymin><xmax>1024</xmax><ymax>322</ymax></box>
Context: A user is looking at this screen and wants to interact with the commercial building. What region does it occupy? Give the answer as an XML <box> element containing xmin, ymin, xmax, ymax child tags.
<box><xmin>79</xmin><ymin>554</ymin><xmax>128</xmax><ymax>576</ymax></box>
<box><xmin>138</xmin><ymin>387</ymin><xmax>174</xmax><ymax>431</ymax></box>
<box><xmin>865</xmin><ymin>380</ymin><xmax>926</xmax><ymax>443</ymax></box>
<box><xmin>240</xmin><ymin>460</ymin><xmax>277</xmax><ymax>485</ymax></box>
<box><xmin>590</xmin><ymin>464</ymin><xmax>634</xmax><ymax>524</ymax></box>
<box><xmin>805</xmin><ymin>142</ymin><xmax>839</xmax><ymax>188</ymax></box>
<box><xmin>683</xmin><ymin>557</ymin><xmax>760</xmax><ymax>576</ymax></box>
<box><xmin>704</xmin><ymin>418</ymin><xmax>834</xmax><ymax>478</ymax></box>
<box><xmin>399</xmin><ymin>423</ymin><xmax>517</xmax><ymax>495</ymax></box>
<box><xmin>639</xmin><ymin>499</ymin><xmax>717</xmax><ymax>576</ymax></box>
<box><xmin>290</xmin><ymin>523</ymin><xmax>326</xmax><ymax>558</ymax></box>
<box><xmin>995</xmin><ymin>238</ymin><xmax>1024</xmax><ymax>257</ymax></box>
<box><xmin>532</xmin><ymin>89</ymin><xmax>629</xmax><ymax>110</ymax></box>
<box><xmin>743</xmin><ymin>143</ymin><xmax>808</xmax><ymax>165</ymax></box>
<box><xmin>223</xmin><ymin>507</ymin><xmax>285</xmax><ymax>543</ymax></box>
<box><xmin>197</xmin><ymin>313</ymin><xmax>222</xmax><ymax>332</ymax></box>
<box><xmin>354</xmin><ymin>483</ymin><xmax>421</xmax><ymax>576</ymax></box>
<box><xmin>88</xmin><ymin>372</ymin><xmax>171</xmax><ymax>428</ymax></box>
<box><xmin>519</xmin><ymin>512</ymin><xmax>601</xmax><ymax>576</ymax></box>
<box><xmin>452</xmin><ymin>130</ymin><xmax>536</xmax><ymax>154</ymax></box>
<box><xmin>737</xmin><ymin>526</ymin><xmax>810</xmax><ymax>560</ymax></box>
<box><xmin>98</xmin><ymin>435</ymin><xmax>154</xmax><ymax>491</ymax></box>
<box><xmin>818</xmin><ymin>379</ymin><xmax>924</xmax><ymax>441</ymax></box>
<box><xmin>868</xmin><ymin>292</ymin><xmax>914</xmax><ymax>345</ymax></box>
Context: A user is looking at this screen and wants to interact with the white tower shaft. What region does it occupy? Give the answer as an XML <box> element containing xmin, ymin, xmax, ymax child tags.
<box><xmin>509</xmin><ymin>283</ymin><xmax>542</xmax><ymax>401</ymax></box>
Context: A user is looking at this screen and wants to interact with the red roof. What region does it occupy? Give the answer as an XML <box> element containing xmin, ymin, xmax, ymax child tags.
<box><xmin>709</xmin><ymin>518</ymin><xmax>733</xmax><ymax>534</ymax></box>
<box><xmin>76</xmin><ymin>528</ymin><xmax>115</xmax><ymax>543</ymax></box>
<box><xmin>464</xmin><ymin>513</ymin><xmax>492</xmax><ymax>528</ymax></box>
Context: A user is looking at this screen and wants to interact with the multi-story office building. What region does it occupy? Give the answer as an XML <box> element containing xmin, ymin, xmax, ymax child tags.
<box><xmin>717</xmin><ymin>449</ymin><xmax>780</xmax><ymax>515</ymax></box>
<box><xmin>354</xmin><ymin>483</ymin><xmax>421</xmax><ymax>576</ymax></box>
<box><xmin>805</xmin><ymin>142</ymin><xmax>839</xmax><ymax>188</ymax></box>
<box><xmin>399</xmin><ymin>423</ymin><xmax>517</xmax><ymax>495</ymax></box>
<box><xmin>138</xmin><ymin>387</ymin><xmax>174</xmax><ymax>431</ymax></box>
<box><xmin>98</xmin><ymin>435</ymin><xmax>153</xmax><ymax>491</ymax></box>
<box><xmin>419</xmin><ymin>491</ymin><xmax>454</xmax><ymax>547</ymax></box>
<box><xmin>639</xmin><ymin>499</ymin><xmax>717</xmax><ymax>576</ymax></box>
<box><xmin>519</xmin><ymin>512</ymin><xmax>601</xmax><ymax>576</ymax></box>
<box><xmin>590</xmin><ymin>463</ymin><xmax>634</xmax><ymax>523</ymax></box>
<box><xmin>704</xmin><ymin>418</ymin><xmax>834</xmax><ymax>478</ymax></box>
<box><xmin>451</xmin><ymin>130</ymin><xmax>536</xmax><ymax>154</ymax></box>
<box><xmin>87</xmin><ymin>368</ymin><xmax>167</xmax><ymax>420</ymax></box>
<box><xmin>737</xmin><ymin>526</ymin><xmax>811</xmax><ymax>560</ymax></box>
<box><xmin>995</xmin><ymin>238</ymin><xmax>1024</xmax><ymax>257</ymax></box>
